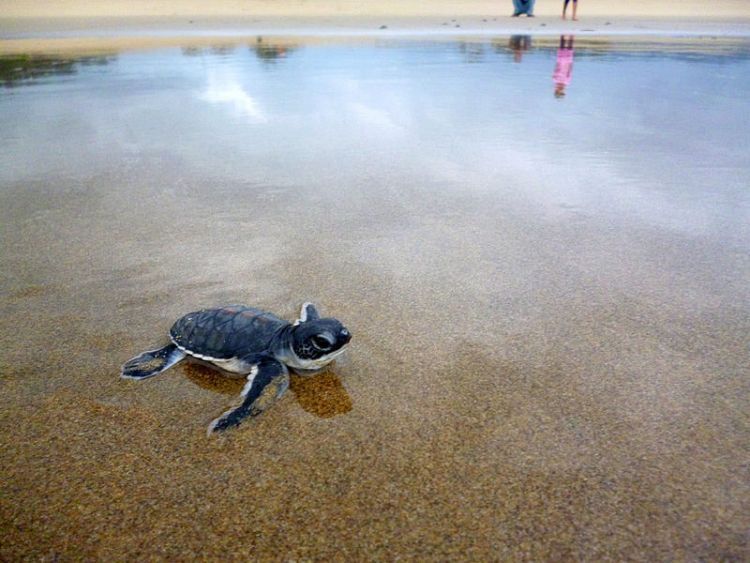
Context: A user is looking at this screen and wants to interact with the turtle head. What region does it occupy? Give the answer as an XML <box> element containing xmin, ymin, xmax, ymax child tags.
<box><xmin>289</xmin><ymin>318</ymin><xmax>351</xmax><ymax>371</ymax></box>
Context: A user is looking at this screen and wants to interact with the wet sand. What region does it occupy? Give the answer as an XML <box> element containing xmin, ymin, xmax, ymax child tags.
<box><xmin>3</xmin><ymin>16</ymin><xmax>750</xmax><ymax>57</ymax></box>
<box><xmin>1</xmin><ymin>35</ymin><xmax>750</xmax><ymax>560</ymax></box>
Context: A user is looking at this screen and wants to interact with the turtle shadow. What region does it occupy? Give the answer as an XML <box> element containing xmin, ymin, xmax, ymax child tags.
<box><xmin>183</xmin><ymin>362</ymin><xmax>244</xmax><ymax>395</ymax></box>
<box><xmin>289</xmin><ymin>370</ymin><xmax>353</xmax><ymax>418</ymax></box>
<box><xmin>182</xmin><ymin>362</ymin><xmax>353</xmax><ymax>418</ymax></box>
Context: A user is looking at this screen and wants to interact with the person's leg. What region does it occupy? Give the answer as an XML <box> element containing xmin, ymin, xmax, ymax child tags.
<box><xmin>572</xmin><ymin>0</ymin><xmax>578</xmax><ymax>21</ymax></box>
<box><xmin>562</xmin><ymin>0</ymin><xmax>570</xmax><ymax>19</ymax></box>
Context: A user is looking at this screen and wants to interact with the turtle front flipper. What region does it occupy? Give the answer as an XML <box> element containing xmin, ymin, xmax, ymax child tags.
<box><xmin>294</xmin><ymin>302</ymin><xmax>320</xmax><ymax>325</ymax></box>
<box><xmin>207</xmin><ymin>355</ymin><xmax>290</xmax><ymax>435</ymax></box>
<box><xmin>121</xmin><ymin>344</ymin><xmax>186</xmax><ymax>380</ymax></box>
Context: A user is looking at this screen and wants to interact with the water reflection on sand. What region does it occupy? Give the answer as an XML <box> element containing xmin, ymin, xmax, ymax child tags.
<box><xmin>1</xmin><ymin>36</ymin><xmax>749</xmax><ymax>561</ymax></box>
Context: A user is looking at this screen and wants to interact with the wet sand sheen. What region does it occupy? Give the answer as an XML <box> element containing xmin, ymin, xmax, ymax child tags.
<box><xmin>1</xmin><ymin>39</ymin><xmax>749</xmax><ymax>559</ymax></box>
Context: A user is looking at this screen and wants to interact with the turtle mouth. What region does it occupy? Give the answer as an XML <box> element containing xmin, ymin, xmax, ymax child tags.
<box><xmin>326</xmin><ymin>345</ymin><xmax>349</xmax><ymax>360</ymax></box>
<box><xmin>315</xmin><ymin>344</ymin><xmax>349</xmax><ymax>366</ymax></box>
<box><xmin>292</xmin><ymin>342</ymin><xmax>350</xmax><ymax>371</ymax></box>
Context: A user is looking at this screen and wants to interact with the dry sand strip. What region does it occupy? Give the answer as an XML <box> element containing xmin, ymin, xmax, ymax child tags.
<box><xmin>1</xmin><ymin>0</ymin><xmax>750</xmax><ymax>19</ymax></box>
<box><xmin>1</xmin><ymin>0</ymin><xmax>750</xmax><ymax>54</ymax></box>
<box><xmin>1</xmin><ymin>0</ymin><xmax>750</xmax><ymax>34</ymax></box>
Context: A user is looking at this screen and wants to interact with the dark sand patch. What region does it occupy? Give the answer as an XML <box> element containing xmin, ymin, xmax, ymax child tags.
<box><xmin>5</xmin><ymin>284</ymin><xmax>50</xmax><ymax>299</ymax></box>
<box><xmin>290</xmin><ymin>371</ymin><xmax>353</xmax><ymax>418</ymax></box>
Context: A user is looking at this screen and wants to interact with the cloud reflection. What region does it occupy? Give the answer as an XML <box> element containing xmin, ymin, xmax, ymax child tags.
<box><xmin>200</xmin><ymin>70</ymin><xmax>267</xmax><ymax>122</ymax></box>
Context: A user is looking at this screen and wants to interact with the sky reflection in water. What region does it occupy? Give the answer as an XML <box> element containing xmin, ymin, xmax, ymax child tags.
<box><xmin>1</xmin><ymin>37</ymin><xmax>749</xmax><ymax>247</ymax></box>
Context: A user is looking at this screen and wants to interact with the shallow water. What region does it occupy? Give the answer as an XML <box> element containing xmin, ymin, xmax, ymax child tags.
<box><xmin>1</xmin><ymin>37</ymin><xmax>749</xmax><ymax>560</ymax></box>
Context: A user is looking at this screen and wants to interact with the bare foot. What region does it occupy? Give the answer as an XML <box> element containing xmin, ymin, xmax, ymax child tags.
<box><xmin>573</xmin><ymin>17</ymin><xmax>579</xmax><ymax>21</ymax></box>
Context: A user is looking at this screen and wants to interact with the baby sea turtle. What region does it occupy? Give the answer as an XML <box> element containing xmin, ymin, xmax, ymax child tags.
<box><xmin>121</xmin><ymin>303</ymin><xmax>351</xmax><ymax>434</ymax></box>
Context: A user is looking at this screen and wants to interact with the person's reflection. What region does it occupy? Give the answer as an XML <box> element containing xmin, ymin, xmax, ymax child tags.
<box><xmin>553</xmin><ymin>35</ymin><xmax>575</xmax><ymax>98</ymax></box>
<box><xmin>252</xmin><ymin>37</ymin><xmax>292</xmax><ymax>63</ymax></box>
<box><xmin>509</xmin><ymin>35</ymin><xmax>532</xmax><ymax>63</ymax></box>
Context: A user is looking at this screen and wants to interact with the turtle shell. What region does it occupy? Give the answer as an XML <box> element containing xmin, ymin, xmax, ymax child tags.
<box><xmin>169</xmin><ymin>306</ymin><xmax>287</xmax><ymax>360</ymax></box>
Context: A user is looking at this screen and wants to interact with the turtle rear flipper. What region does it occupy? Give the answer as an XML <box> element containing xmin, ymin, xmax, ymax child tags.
<box><xmin>121</xmin><ymin>344</ymin><xmax>186</xmax><ymax>380</ymax></box>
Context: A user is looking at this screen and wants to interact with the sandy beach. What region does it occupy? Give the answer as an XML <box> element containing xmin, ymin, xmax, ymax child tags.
<box><xmin>1</xmin><ymin>0</ymin><xmax>750</xmax><ymax>54</ymax></box>
<box><xmin>2</xmin><ymin>1</ymin><xmax>750</xmax><ymax>561</ymax></box>
<box><xmin>3</xmin><ymin>0</ymin><xmax>750</xmax><ymax>18</ymax></box>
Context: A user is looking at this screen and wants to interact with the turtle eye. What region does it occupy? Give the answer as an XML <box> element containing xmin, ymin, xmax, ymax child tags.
<box><xmin>311</xmin><ymin>334</ymin><xmax>333</xmax><ymax>351</ymax></box>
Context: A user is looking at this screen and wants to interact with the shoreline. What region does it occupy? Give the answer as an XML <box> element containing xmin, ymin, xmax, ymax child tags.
<box><xmin>2</xmin><ymin>1</ymin><xmax>749</xmax><ymax>53</ymax></box>
<box><xmin>2</xmin><ymin>16</ymin><xmax>750</xmax><ymax>55</ymax></box>
<box><xmin>2</xmin><ymin>34</ymin><xmax>748</xmax><ymax>59</ymax></box>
